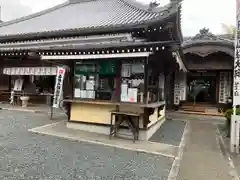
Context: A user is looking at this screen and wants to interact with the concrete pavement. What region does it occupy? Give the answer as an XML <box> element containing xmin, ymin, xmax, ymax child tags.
<box><xmin>176</xmin><ymin>120</ymin><xmax>236</xmax><ymax>180</ymax></box>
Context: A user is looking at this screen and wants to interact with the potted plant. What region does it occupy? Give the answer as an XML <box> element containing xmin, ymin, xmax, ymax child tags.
<box><xmin>224</xmin><ymin>108</ymin><xmax>240</xmax><ymax>137</ymax></box>
<box><xmin>20</xmin><ymin>91</ymin><xmax>30</xmax><ymax>108</ymax></box>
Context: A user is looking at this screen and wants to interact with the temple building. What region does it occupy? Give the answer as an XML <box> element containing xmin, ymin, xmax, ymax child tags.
<box><xmin>173</xmin><ymin>28</ymin><xmax>234</xmax><ymax>114</ymax></box>
<box><xmin>0</xmin><ymin>0</ymin><xmax>184</xmax><ymax>141</ymax></box>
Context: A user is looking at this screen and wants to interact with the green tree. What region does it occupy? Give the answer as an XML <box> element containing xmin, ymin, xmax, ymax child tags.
<box><xmin>221</xmin><ymin>23</ymin><xmax>236</xmax><ymax>36</ymax></box>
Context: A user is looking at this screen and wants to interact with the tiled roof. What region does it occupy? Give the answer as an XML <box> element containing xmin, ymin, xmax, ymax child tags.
<box><xmin>183</xmin><ymin>28</ymin><xmax>234</xmax><ymax>48</ymax></box>
<box><xmin>0</xmin><ymin>0</ymin><xmax>180</xmax><ymax>38</ymax></box>
<box><xmin>0</xmin><ymin>38</ymin><xmax>179</xmax><ymax>52</ymax></box>
<box><xmin>0</xmin><ymin>33</ymin><xmax>136</xmax><ymax>50</ymax></box>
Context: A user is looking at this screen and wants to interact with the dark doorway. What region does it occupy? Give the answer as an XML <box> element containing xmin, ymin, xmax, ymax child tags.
<box><xmin>187</xmin><ymin>72</ymin><xmax>217</xmax><ymax>104</ymax></box>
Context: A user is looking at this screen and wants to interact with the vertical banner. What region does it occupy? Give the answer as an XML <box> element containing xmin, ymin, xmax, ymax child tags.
<box><xmin>230</xmin><ymin>0</ymin><xmax>240</xmax><ymax>153</ymax></box>
<box><xmin>233</xmin><ymin>48</ymin><xmax>240</xmax><ymax>105</ymax></box>
<box><xmin>233</xmin><ymin>0</ymin><xmax>240</xmax><ymax>106</ymax></box>
<box><xmin>52</xmin><ymin>66</ymin><xmax>66</xmax><ymax>108</ymax></box>
<box><xmin>219</xmin><ymin>72</ymin><xmax>228</xmax><ymax>104</ymax></box>
<box><xmin>174</xmin><ymin>72</ymin><xmax>180</xmax><ymax>105</ymax></box>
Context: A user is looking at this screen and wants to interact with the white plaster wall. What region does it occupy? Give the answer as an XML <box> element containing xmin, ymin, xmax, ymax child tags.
<box><xmin>174</xmin><ymin>72</ymin><xmax>180</xmax><ymax>105</ymax></box>
<box><xmin>174</xmin><ymin>71</ymin><xmax>187</xmax><ymax>104</ymax></box>
<box><xmin>219</xmin><ymin>72</ymin><xmax>231</xmax><ymax>104</ymax></box>
<box><xmin>180</xmin><ymin>72</ymin><xmax>187</xmax><ymax>101</ymax></box>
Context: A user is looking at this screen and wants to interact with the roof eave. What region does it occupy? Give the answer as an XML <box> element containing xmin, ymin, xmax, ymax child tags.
<box><xmin>0</xmin><ymin>11</ymin><xmax>178</xmax><ymax>42</ymax></box>
<box><xmin>182</xmin><ymin>40</ymin><xmax>234</xmax><ymax>49</ymax></box>
<box><xmin>0</xmin><ymin>1</ymin><xmax>70</xmax><ymax>28</ymax></box>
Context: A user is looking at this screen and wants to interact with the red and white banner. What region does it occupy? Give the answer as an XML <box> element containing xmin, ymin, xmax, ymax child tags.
<box><xmin>53</xmin><ymin>66</ymin><xmax>66</xmax><ymax>108</ymax></box>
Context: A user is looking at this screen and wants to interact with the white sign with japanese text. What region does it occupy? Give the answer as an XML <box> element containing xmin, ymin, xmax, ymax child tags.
<box><xmin>230</xmin><ymin>0</ymin><xmax>240</xmax><ymax>154</ymax></box>
<box><xmin>233</xmin><ymin>39</ymin><xmax>240</xmax><ymax>105</ymax></box>
<box><xmin>233</xmin><ymin>6</ymin><xmax>240</xmax><ymax>105</ymax></box>
<box><xmin>52</xmin><ymin>66</ymin><xmax>66</xmax><ymax>108</ymax></box>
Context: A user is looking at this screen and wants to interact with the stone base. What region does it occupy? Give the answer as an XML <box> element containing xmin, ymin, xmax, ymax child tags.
<box><xmin>67</xmin><ymin>117</ymin><xmax>166</xmax><ymax>141</ymax></box>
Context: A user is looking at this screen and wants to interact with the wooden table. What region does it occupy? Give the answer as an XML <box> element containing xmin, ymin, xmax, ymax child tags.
<box><xmin>110</xmin><ymin>111</ymin><xmax>141</xmax><ymax>142</ymax></box>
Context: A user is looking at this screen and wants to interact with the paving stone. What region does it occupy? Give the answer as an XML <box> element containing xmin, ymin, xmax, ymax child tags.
<box><xmin>176</xmin><ymin>120</ymin><xmax>232</xmax><ymax>180</ymax></box>
<box><xmin>149</xmin><ymin>120</ymin><xmax>186</xmax><ymax>146</ymax></box>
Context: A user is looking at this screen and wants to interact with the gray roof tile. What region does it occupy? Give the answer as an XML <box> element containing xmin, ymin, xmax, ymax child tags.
<box><xmin>0</xmin><ymin>40</ymin><xmax>179</xmax><ymax>52</ymax></box>
<box><xmin>182</xmin><ymin>28</ymin><xmax>234</xmax><ymax>48</ymax></box>
<box><xmin>0</xmin><ymin>0</ymin><xmax>179</xmax><ymax>37</ymax></box>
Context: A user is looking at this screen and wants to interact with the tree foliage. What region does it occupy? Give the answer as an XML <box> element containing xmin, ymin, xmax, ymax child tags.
<box><xmin>221</xmin><ymin>23</ymin><xmax>236</xmax><ymax>35</ymax></box>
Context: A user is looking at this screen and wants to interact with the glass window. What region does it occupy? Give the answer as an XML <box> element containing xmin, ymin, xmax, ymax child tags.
<box><xmin>147</xmin><ymin>67</ymin><xmax>165</xmax><ymax>103</ymax></box>
<box><xmin>120</xmin><ymin>59</ymin><xmax>145</xmax><ymax>103</ymax></box>
<box><xmin>74</xmin><ymin>60</ymin><xmax>118</xmax><ymax>101</ymax></box>
<box><xmin>148</xmin><ymin>70</ymin><xmax>158</xmax><ymax>103</ymax></box>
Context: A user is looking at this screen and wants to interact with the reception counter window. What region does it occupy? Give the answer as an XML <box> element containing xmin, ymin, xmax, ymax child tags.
<box><xmin>67</xmin><ymin>56</ymin><xmax>167</xmax><ymax>139</ymax></box>
<box><xmin>120</xmin><ymin>59</ymin><xmax>145</xmax><ymax>103</ymax></box>
<box><xmin>74</xmin><ymin>60</ymin><xmax>118</xmax><ymax>101</ymax></box>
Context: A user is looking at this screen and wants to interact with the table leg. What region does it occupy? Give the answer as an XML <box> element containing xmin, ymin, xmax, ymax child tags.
<box><xmin>137</xmin><ymin>116</ymin><xmax>140</xmax><ymax>140</ymax></box>
<box><xmin>109</xmin><ymin>113</ymin><xmax>113</xmax><ymax>139</ymax></box>
<box><xmin>126</xmin><ymin>115</ymin><xmax>137</xmax><ymax>143</ymax></box>
<box><xmin>114</xmin><ymin>115</ymin><xmax>117</xmax><ymax>137</ymax></box>
<box><xmin>49</xmin><ymin>96</ymin><xmax>53</xmax><ymax>120</ymax></box>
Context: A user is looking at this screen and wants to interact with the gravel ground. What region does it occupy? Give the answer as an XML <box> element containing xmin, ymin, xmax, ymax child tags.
<box><xmin>149</xmin><ymin>120</ymin><xmax>186</xmax><ymax>146</ymax></box>
<box><xmin>0</xmin><ymin>110</ymin><xmax>173</xmax><ymax>180</ymax></box>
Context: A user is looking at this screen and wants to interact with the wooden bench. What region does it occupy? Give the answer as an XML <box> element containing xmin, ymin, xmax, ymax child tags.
<box><xmin>109</xmin><ymin>111</ymin><xmax>141</xmax><ymax>142</ymax></box>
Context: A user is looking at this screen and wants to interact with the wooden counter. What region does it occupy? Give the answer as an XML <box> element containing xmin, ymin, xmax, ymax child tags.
<box><xmin>63</xmin><ymin>99</ymin><xmax>119</xmax><ymax>106</ymax></box>
<box><xmin>141</xmin><ymin>101</ymin><xmax>165</xmax><ymax>108</ymax></box>
<box><xmin>69</xmin><ymin>100</ymin><xmax>117</xmax><ymax>124</ymax></box>
<box><xmin>67</xmin><ymin>99</ymin><xmax>166</xmax><ymax>128</ymax></box>
<box><xmin>63</xmin><ymin>99</ymin><xmax>165</xmax><ymax>108</ymax></box>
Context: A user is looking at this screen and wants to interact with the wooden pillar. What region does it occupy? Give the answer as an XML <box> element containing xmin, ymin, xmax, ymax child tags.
<box><xmin>156</xmin><ymin>72</ymin><xmax>160</xmax><ymax>102</ymax></box>
<box><xmin>70</xmin><ymin>61</ymin><xmax>74</xmax><ymax>99</ymax></box>
<box><xmin>216</xmin><ymin>71</ymin><xmax>220</xmax><ymax>104</ymax></box>
<box><xmin>143</xmin><ymin>108</ymin><xmax>149</xmax><ymax>130</ymax></box>
<box><xmin>164</xmin><ymin>72</ymin><xmax>172</xmax><ymax>109</ymax></box>
<box><xmin>143</xmin><ymin>57</ymin><xmax>149</xmax><ymax>104</ymax></box>
<box><xmin>115</xmin><ymin>60</ymin><xmax>121</xmax><ymax>101</ymax></box>
<box><xmin>143</xmin><ymin>57</ymin><xmax>149</xmax><ymax>129</ymax></box>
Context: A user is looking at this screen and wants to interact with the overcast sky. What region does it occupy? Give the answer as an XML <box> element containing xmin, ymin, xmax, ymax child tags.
<box><xmin>0</xmin><ymin>0</ymin><xmax>235</xmax><ymax>36</ymax></box>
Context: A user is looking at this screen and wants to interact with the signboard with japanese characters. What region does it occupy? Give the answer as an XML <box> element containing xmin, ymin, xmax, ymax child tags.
<box><xmin>174</xmin><ymin>72</ymin><xmax>181</xmax><ymax>105</ymax></box>
<box><xmin>10</xmin><ymin>68</ymin><xmax>16</xmax><ymax>75</ymax></box>
<box><xmin>20</xmin><ymin>68</ymin><xmax>25</xmax><ymax>75</ymax></box>
<box><xmin>233</xmin><ymin>18</ymin><xmax>240</xmax><ymax>106</ymax></box>
<box><xmin>52</xmin><ymin>66</ymin><xmax>66</xmax><ymax>108</ymax></box>
<box><xmin>2</xmin><ymin>67</ymin><xmax>57</xmax><ymax>76</ymax></box>
<box><xmin>15</xmin><ymin>68</ymin><xmax>20</xmax><ymax>74</ymax></box>
<box><xmin>13</xmin><ymin>78</ymin><xmax>23</xmax><ymax>91</ymax></box>
<box><xmin>46</xmin><ymin>67</ymin><xmax>51</xmax><ymax>75</ymax></box>
<box><xmin>3</xmin><ymin>68</ymin><xmax>7</xmax><ymax>74</ymax></box>
<box><xmin>6</xmin><ymin>68</ymin><xmax>10</xmax><ymax>75</ymax></box>
<box><xmin>30</xmin><ymin>68</ymin><xmax>35</xmax><ymax>75</ymax></box>
<box><xmin>219</xmin><ymin>72</ymin><xmax>228</xmax><ymax>104</ymax></box>
<box><xmin>51</xmin><ymin>67</ymin><xmax>57</xmax><ymax>75</ymax></box>
<box><xmin>174</xmin><ymin>83</ymin><xmax>180</xmax><ymax>105</ymax></box>
<box><xmin>227</xmin><ymin>72</ymin><xmax>232</xmax><ymax>100</ymax></box>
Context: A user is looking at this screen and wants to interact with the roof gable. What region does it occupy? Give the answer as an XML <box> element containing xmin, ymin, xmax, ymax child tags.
<box><xmin>0</xmin><ymin>0</ymin><xmax>179</xmax><ymax>38</ymax></box>
<box><xmin>183</xmin><ymin>28</ymin><xmax>233</xmax><ymax>48</ymax></box>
